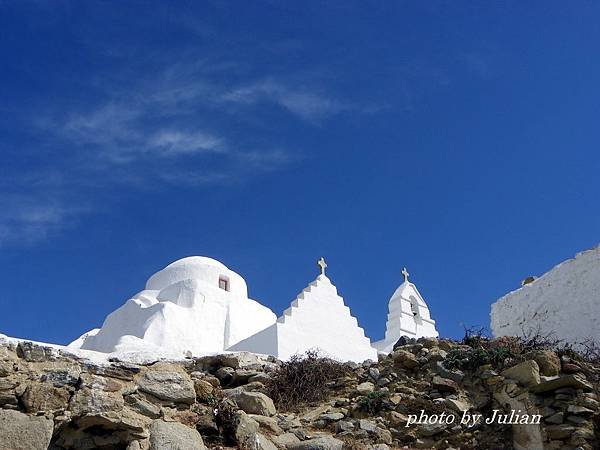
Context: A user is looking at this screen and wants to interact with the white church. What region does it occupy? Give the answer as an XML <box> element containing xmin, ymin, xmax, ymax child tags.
<box><xmin>71</xmin><ymin>256</ymin><xmax>439</xmax><ymax>363</ymax></box>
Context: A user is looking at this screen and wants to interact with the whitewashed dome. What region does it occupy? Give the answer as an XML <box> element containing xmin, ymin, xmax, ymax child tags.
<box><xmin>145</xmin><ymin>256</ymin><xmax>248</xmax><ymax>298</ymax></box>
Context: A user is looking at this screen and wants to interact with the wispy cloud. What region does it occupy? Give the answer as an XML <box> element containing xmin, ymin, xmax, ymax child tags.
<box><xmin>222</xmin><ymin>79</ymin><xmax>348</xmax><ymax>123</ymax></box>
<box><xmin>4</xmin><ymin>53</ymin><xmax>369</xmax><ymax>246</ymax></box>
<box><xmin>58</xmin><ymin>102</ymin><xmax>225</xmax><ymax>164</ymax></box>
<box><xmin>147</xmin><ymin>130</ymin><xmax>223</xmax><ymax>156</ymax></box>
<box><xmin>0</xmin><ymin>194</ymin><xmax>82</xmax><ymax>246</ymax></box>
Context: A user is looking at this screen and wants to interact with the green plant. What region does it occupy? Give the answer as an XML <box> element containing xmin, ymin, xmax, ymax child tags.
<box><xmin>357</xmin><ymin>390</ymin><xmax>388</xmax><ymax>415</ymax></box>
<box><xmin>445</xmin><ymin>345</ymin><xmax>516</xmax><ymax>371</ymax></box>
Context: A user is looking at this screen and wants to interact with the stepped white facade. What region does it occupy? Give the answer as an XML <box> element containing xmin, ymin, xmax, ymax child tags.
<box><xmin>491</xmin><ymin>245</ymin><xmax>600</xmax><ymax>345</ymax></box>
<box><xmin>373</xmin><ymin>268</ymin><xmax>438</xmax><ymax>354</ymax></box>
<box><xmin>228</xmin><ymin>260</ymin><xmax>378</xmax><ymax>363</ymax></box>
<box><xmin>71</xmin><ymin>257</ymin><xmax>277</xmax><ymax>357</ymax></box>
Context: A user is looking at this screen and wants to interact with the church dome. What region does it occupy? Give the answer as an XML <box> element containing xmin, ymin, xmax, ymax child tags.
<box><xmin>145</xmin><ymin>256</ymin><xmax>248</xmax><ymax>298</ymax></box>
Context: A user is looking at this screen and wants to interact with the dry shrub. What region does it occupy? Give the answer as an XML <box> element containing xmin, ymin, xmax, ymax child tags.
<box><xmin>569</xmin><ymin>338</ymin><xmax>600</xmax><ymax>365</ymax></box>
<box><xmin>449</xmin><ymin>325</ymin><xmax>600</xmax><ymax>374</ymax></box>
<box><xmin>214</xmin><ymin>398</ymin><xmax>238</xmax><ymax>445</ymax></box>
<box><xmin>341</xmin><ymin>436</ymin><xmax>367</xmax><ymax>450</ymax></box>
<box><xmin>398</xmin><ymin>396</ymin><xmax>446</xmax><ymax>416</ymax></box>
<box><xmin>266</xmin><ymin>350</ymin><xmax>351</xmax><ymax>411</ymax></box>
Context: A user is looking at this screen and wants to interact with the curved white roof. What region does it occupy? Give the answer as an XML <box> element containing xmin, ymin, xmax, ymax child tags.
<box><xmin>164</xmin><ymin>256</ymin><xmax>228</xmax><ymax>271</ymax></box>
<box><xmin>145</xmin><ymin>256</ymin><xmax>248</xmax><ymax>298</ymax></box>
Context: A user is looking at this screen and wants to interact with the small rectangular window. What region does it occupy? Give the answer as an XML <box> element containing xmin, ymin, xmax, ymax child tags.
<box><xmin>219</xmin><ymin>277</ymin><xmax>229</xmax><ymax>291</ymax></box>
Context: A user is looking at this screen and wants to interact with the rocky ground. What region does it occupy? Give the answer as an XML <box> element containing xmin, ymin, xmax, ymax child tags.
<box><xmin>0</xmin><ymin>335</ymin><xmax>598</xmax><ymax>450</ymax></box>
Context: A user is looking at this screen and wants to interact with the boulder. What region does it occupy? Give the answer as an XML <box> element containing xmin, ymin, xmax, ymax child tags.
<box><xmin>444</xmin><ymin>397</ymin><xmax>471</xmax><ymax>412</ymax></box>
<box><xmin>248</xmin><ymin>372</ymin><xmax>271</xmax><ymax>384</ymax></box>
<box><xmin>432</xmin><ymin>376</ymin><xmax>459</xmax><ymax>394</ymax></box>
<box><xmin>426</xmin><ymin>348</ymin><xmax>447</xmax><ymax>363</ymax></box>
<box><xmin>335</xmin><ymin>420</ymin><xmax>354</xmax><ymax>433</ymax></box>
<box><xmin>526</xmin><ymin>350</ymin><xmax>560</xmax><ymax>377</ymax></box>
<box><xmin>71</xmin><ymin>407</ymin><xmax>151</xmax><ymax>440</ymax></box>
<box><xmin>374</xmin><ymin>427</ymin><xmax>393</xmax><ymax>444</ymax></box>
<box><xmin>359</xmin><ymin>418</ymin><xmax>378</xmax><ymax>432</ymax></box>
<box><xmin>234</xmin><ymin>391</ymin><xmax>276</xmax><ymax>416</ymax></box>
<box><xmin>193</xmin><ymin>379</ymin><xmax>214</xmax><ymax>400</ymax></box>
<box><xmin>79</xmin><ymin>373</ymin><xmax>122</xmax><ymax>392</ymax></box>
<box><xmin>248</xmin><ymin>414</ymin><xmax>284</xmax><ymax>434</ymax></box>
<box><xmin>368</xmin><ymin>367</ymin><xmax>381</xmax><ymax>380</ymax></box>
<box><xmin>22</xmin><ymin>383</ymin><xmax>70</xmax><ymax>412</ymax></box>
<box><xmin>0</xmin><ymin>360</ymin><xmax>13</xmax><ymax>377</ymax></box>
<box><xmin>418</xmin><ymin>337</ymin><xmax>439</xmax><ymax>348</ymax></box>
<box><xmin>217</xmin><ymin>352</ymin><xmax>274</xmax><ymax>369</ymax></box>
<box><xmin>567</xmin><ymin>405</ymin><xmax>594</xmax><ymax>416</ymax></box>
<box><xmin>138</xmin><ymin>365</ymin><xmax>196</xmax><ymax>404</ymax></box>
<box><xmin>420</xmin><ymin>422</ymin><xmax>447</xmax><ymax>437</ymax></box>
<box><xmin>0</xmin><ymin>409</ymin><xmax>54</xmax><ymax>450</ymax></box>
<box><xmin>435</xmin><ymin>361</ymin><xmax>465</xmax><ymax>383</ymax></box>
<box><xmin>39</xmin><ymin>361</ymin><xmax>82</xmax><ymax>387</ymax></box>
<box><xmin>233</xmin><ymin>411</ymin><xmax>260</xmax><ymax>444</ymax></box>
<box><xmin>356</xmin><ymin>381</ymin><xmax>375</xmax><ymax>395</ymax></box>
<box><xmin>272</xmin><ymin>432</ymin><xmax>301</xmax><ymax>448</ymax></box>
<box><xmin>89</xmin><ymin>362</ymin><xmax>141</xmax><ymax>381</ymax></box>
<box><xmin>320</xmin><ymin>412</ymin><xmax>344</xmax><ymax>422</ymax></box>
<box><xmin>0</xmin><ymin>390</ymin><xmax>17</xmax><ymax>406</ymax></box>
<box><xmin>216</xmin><ymin>366</ymin><xmax>235</xmax><ymax>384</ymax></box>
<box><xmin>531</xmin><ymin>375</ymin><xmax>593</xmax><ymax>393</ymax></box>
<box><xmin>545</xmin><ymin>424</ymin><xmax>575</xmax><ymax>440</ymax></box>
<box><xmin>16</xmin><ymin>341</ymin><xmax>57</xmax><ymax>362</ymax></box>
<box><xmin>545</xmin><ymin>412</ymin><xmax>564</xmax><ymax>424</ymax></box>
<box><xmin>0</xmin><ymin>378</ymin><xmax>18</xmax><ymax>406</ymax></box>
<box><xmin>501</xmin><ymin>360</ymin><xmax>540</xmax><ymax>387</ymax></box>
<box><xmin>127</xmin><ymin>441</ymin><xmax>142</xmax><ymax>450</ymax></box>
<box><xmin>247</xmin><ymin>433</ymin><xmax>278</xmax><ymax>450</ymax></box>
<box><xmin>301</xmin><ymin>404</ymin><xmax>330</xmax><ymax>422</ymax></box>
<box><xmin>69</xmin><ymin>387</ymin><xmax>125</xmax><ymax>416</ymax></box>
<box><xmin>125</xmin><ymin>394</ymin><xmax>162</xmax><ymax>419</ymax></box>
<box><xmin>393</xmin><ymin>336</ymin><xmax>414</xmax><ymax>349</ymax></box>
<box><xmin>149</xmin><ymin>419</ymin><xmax>206</xmax><ymax>450</ymax></box>
<box><xmin>392</xmin><ymin>350</ymin><xmax>419</xmax><ymax>369</ymax></box>
<box><xmin>288</xmin><ymin>435</ymin><xmax>344</xmax><ymax>450</ymax></box>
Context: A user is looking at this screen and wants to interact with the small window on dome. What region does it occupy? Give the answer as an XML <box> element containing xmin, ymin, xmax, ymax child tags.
<box><xmin>219</xmin><ymin>277</ymin><xmax>229</xmax><ymax>291</ymax></box>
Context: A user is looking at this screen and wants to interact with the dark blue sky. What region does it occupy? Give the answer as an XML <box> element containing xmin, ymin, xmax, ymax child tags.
<box><xmin>1</xmin><ymin>1</ymin><xmax>599</xmax><ymax>345</ymax></box>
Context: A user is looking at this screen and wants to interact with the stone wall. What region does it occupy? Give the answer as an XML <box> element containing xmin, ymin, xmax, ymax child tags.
<box><xmin>0</xmin><ymin>338</ymin><xmax>598</xmax><ymax>449</ymax></box>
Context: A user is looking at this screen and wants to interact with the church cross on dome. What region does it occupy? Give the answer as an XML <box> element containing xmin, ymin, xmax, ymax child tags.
<box><xmin>317</xmin><ymin>257</ymin><xmax>327</xmax><ymax>276</ymax></box>
<box><xmin>402</xmin><ymin>267</ymin><xmax>410</xmax><ymax>282</ymax></box>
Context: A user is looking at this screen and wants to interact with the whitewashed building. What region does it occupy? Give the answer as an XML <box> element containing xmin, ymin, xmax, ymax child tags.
<box><xmin>373</xmin><ymin>268</ymin><xmax>439</xmax><ymax>354</ymax></box>
<box><xmin>228</xmin><ymin>258</ymin><xmax>378</xmax><ymax>363</ymax></box>
<box><xmin>491</xmin><ymin>245</ymin><xmax>600</xmax><ymax>345</ymax></box>
<box><xmin>71</xmin><ymin>254</ymin><xmax>439</xmax><ymax>362</ymax></box>
<box><xmin>73</xmin><ymin>257</ymin><xmax>277</xmax><ymax>357</ymax></box>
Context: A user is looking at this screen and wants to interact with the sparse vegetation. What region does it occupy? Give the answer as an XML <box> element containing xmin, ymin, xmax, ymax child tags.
<box><xmin>266</xmin><ymin>350</ymin><xmax>351</xmax><ymax>411</ymax></box>
<box><xmin>357</xmin><ymin>391</ymin><xmax>388</xmax><ymax>415</ymax></box>
<box><xmin>213</xmin><ymin>398</ymin><xmax>238</xmax><ymax>445</ymax></box>
<box><xmin>397</xmin><ymin>396</ymin><xmax>446</xmax><ymax>417</ymax></box>
<box><xmin>444</xmin><ymin>325</ymin><xmax>600</xmax><ymax>373</ymax></box>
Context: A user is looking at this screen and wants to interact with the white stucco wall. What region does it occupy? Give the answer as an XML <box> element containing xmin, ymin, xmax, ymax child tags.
<box><xmin>491</xmin><ymin>245</ymin><xmax>600</xmax><ymax>344</ymax></box>
<box><xmin>228</xmin><ymin>274</ymin><xmax>378</xmax><ymax>363</ymax></box>
<box><xmin>373</xmin><ymin>281</ymin><xmax>438</xmax><ymax>354</ymax></box>
<box><xmin>75</xmin><ymin>256</ymin><xmax>276</xmax><ymax>356</ymax></box>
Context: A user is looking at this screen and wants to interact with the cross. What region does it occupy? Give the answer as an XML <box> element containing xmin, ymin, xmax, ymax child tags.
<box><xmin>402</xmin><ymin>267</ymin><xmax>410</xmax><ymax>282</ymax></box>
<box><xmin>317</xmin><ymin>257</ymin><xmax>327</xmax><ymax>276</ymax></box>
